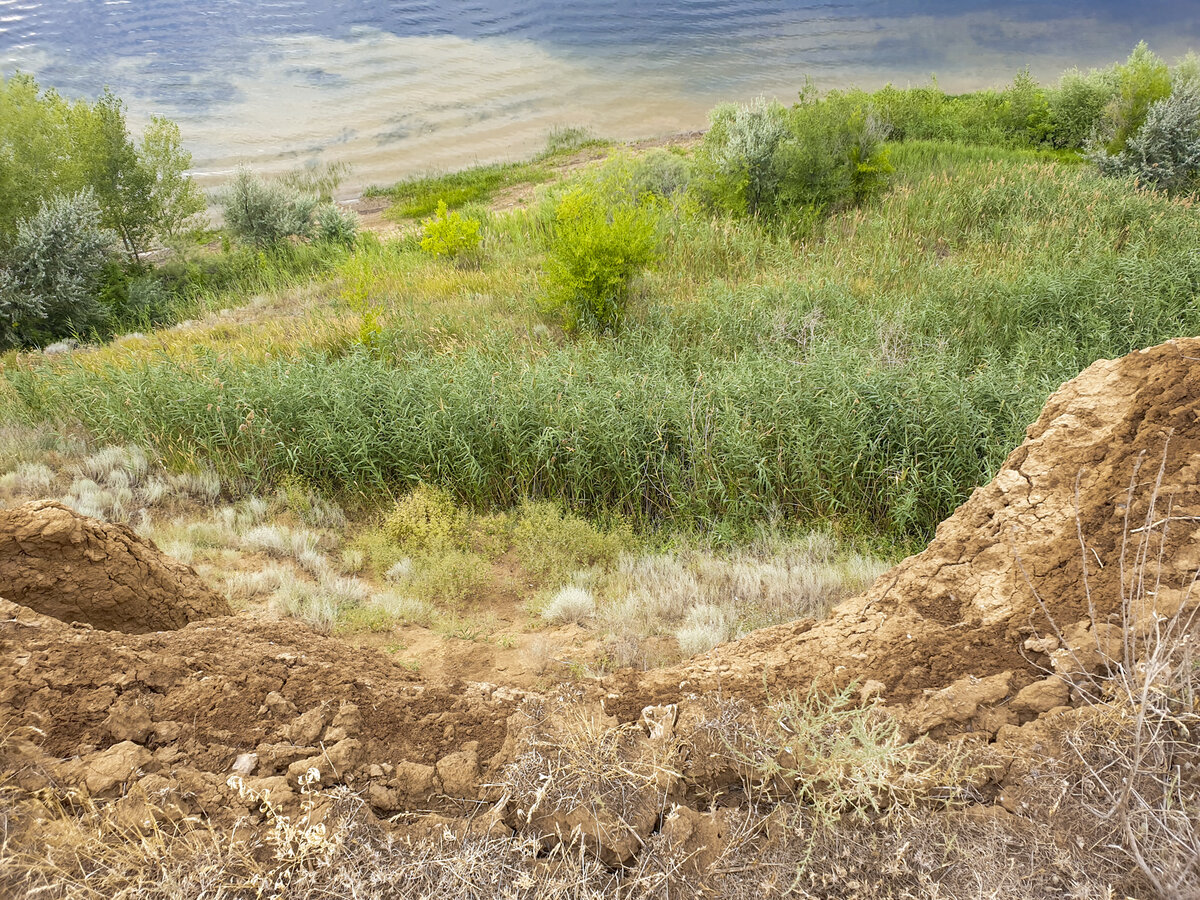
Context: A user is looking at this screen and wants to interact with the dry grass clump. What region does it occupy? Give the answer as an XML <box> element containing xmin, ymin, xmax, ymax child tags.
<box><xmin>242</xmin><ymin>524</ymin><xmax>318</xmax><ymax>559</ymax></box>
<box><xmin>368</xmin><ymin>591</ymin><xmax>438</xmax><ymax>628</ymax></box>
<box><xmin>270</xmin><ymin>568</ymin><xmax>373</xmax><ymax>633</ymax></box>
<box><xmin>0</xmin><ymin>461</ymin><xmax>55</xmax><ymax>495</ymax></box>
<box><xmin>674</xmin><ymin>602</ymin><xmax>728</xmax><ymax>655</ymax></box>
<box><xmin>1046</xmin><ymin>451</ymin><xmax>1200</xmax><ymax>897</ymax></box>
<box><xmin>540</xmin><ymin>585</ymin><xmax>595</xmax><ymax>624</ymax></box>
<box><xmin>19</xmin><ymin>442</ymin><xmax>227</xmax><ymax>524</ymax></box>
<box><xmin>497</xmin><ymin>689</ymin><xmax>679</xmax><ymax>863</ymax></box>
<box><xmin>0</xmin><ymin>423</ymin><xmax>85</xmax><ymax>473</ymax></box>
<box><xmin>384</xmin><ymin>557</ymin><xmax>414</xmax><ymax>583</ymax></box>
<box><xmin>222</xmin><ymin>563</ymin><xmax>292</xmax><ymax>603</ymax></box>
<box><xmin>278</xmin><ymin>478</ymin><xmax>346</xmax><ymax>529</ymax></box>
<box><xmin>596</xmin><ymin>531</ymin><xmax>890</xmax><ymax>660</ymax></box>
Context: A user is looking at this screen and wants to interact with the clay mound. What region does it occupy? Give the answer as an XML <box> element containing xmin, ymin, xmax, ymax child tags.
<box><xmin>0</xmin><ymin>500</ymin><xmax>232</xmax><ymax>633</ymax></box>
<box><xmin>608</xmin><ymin>336</ymin><xmax>1200</xmax><ymax>717</ymax></box>
<box><xmin>0</xmin><ymin>596</ymin><xmax>517</xmax><ymax>812</ymax></box>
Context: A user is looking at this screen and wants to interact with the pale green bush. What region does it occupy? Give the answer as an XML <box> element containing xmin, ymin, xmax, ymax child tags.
<box><xmin>0</xmin><ymin>189</ymin><xmax>114</xmax><ymax>348</ymax></box>
<box><xmin>629</xmin><ymin>149</ymin><xmax>692</xmax><ymax>200</ymax></box>
<box><xmin>541</xmin><ymin>585</ymin><xmax>595</xmax><ymax>624</ymax></box>
<box><xmin>1114</xmin><ymin>87</ymin><xmax>1200</xmax><ymax>193</ymax></box>
<box><xmin>701</xmin><ymin>97</ymin><xmax>790</xmax><ymax>215</ymax></box>
<box><xmin>315</xmin><ymin>203</ymin><xmax>359</xmax><ymax>248</ymax></box>
<box><xmin>218</xmin><ymin>167</ymin><xmax>317</xmax><ymax>250</ymax></box>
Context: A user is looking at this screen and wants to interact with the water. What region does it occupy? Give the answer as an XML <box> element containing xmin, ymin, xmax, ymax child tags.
<box><xmin>1</xmin><ymin>1</ymin><xmax>1197</xmax><ymax>195</ymax></box>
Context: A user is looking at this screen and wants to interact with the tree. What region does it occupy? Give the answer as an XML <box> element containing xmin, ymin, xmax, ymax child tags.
<box><xmin>74</xmin><ymin>89</ymin><xmax>155</xmax><ymax>262</ymax></box>
<box><xmin>139</xmin><ymin>117</ymin><xmax>204</xmax><ymax>242</ymax></box>
<box><xmin>0</xmin><ymin>74</ymin><xmax>75</xmax><ymax>241</ymax></box>
<box><xmin>0</xmin><ymin>75</ymin><xmax>204</xmax><ymax>262</ymax></box>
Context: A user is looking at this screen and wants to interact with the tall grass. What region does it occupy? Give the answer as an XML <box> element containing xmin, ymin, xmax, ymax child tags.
<box><xmin>5</xmin><ymin>142</ymin><xmax>1199</xmax><ymax>540</ymax></box>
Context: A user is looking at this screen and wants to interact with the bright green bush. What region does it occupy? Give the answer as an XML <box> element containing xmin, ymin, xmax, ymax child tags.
<box><xmin>865</xmin><ymin>83</ymin><xmax>1008</xmax><ymax>147</ymax></box>
<box><xmin>218</xmin><ymin>167</ymin><xmax>318</xmax><ymax>250</ymax></box>
<box><xmin>1102</xmin><ymin>42</ymin><xmax>1173</xmax><ymax>155</ymax></box>
<box><xmin>419</xmin><ymin>200</ymin><xmax>481</xmax><ymax>259</ymax></box>
<box><xmin>540</xmin><ymin>161</ymin><xmax>663</xmax><ymax>333</ymax></box>
<box><xmin>0</xmin><ymin>190</ymin><xmax>114</xmax><ymax>348</ymax></box>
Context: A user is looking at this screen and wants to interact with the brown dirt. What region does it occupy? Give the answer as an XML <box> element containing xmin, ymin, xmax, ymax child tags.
<box><xmin>0</xmin><ymin>501</ymin><xmax>232</xmax><ymax>633</ymax></box>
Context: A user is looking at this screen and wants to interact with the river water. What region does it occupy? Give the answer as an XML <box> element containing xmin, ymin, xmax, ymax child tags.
<box><xmin>1</xmin><ymin>1</ymin><xmax>1197</xmax><ymax>194</ymax></box>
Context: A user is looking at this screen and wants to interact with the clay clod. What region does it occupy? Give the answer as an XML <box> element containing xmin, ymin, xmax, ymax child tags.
<box><xmin>0</xmin><ymin>501</ymin><xmax>232</xmax><ymax>633</ymax></box>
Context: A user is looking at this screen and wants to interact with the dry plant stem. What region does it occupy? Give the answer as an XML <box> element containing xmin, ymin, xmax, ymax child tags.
<box><xmin>1065</xmin><ymin>440</ymin><xmax>1198</xmax><ymax>898</ymax></box>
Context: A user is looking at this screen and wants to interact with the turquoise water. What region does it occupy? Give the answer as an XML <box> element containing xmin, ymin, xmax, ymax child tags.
<box><xmin>2</xmin><ymin>1</ymin><xmax>1197</xmax><ymax>192</ymax></box>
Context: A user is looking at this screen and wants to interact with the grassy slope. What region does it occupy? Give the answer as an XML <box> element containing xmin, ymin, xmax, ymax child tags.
<box><xmin>3</xmin><ymin>140</ymin><xmax>1199</xmax><ymax>546</ymax></box>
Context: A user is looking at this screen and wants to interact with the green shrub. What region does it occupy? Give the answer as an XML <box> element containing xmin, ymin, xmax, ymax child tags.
<box><xmin>0</xmin><ymin>76</ymin><xmax>202</xmax><ymax>261</ymax></box>
<box><xmin>1093</xmin><ymin>86</ymin><xmax>1200</xmax><ymax>193</ymax></box>
<box><xmin>392</xmin><ymin>548</ymin><xmax>491</xmax><ymax>607</ymax></box>
<box><xmin>859</xmin><ymin>83</ymin><xmax>1008</xmax><ymax>148</ymax></box>
<box><xmin>1102</xmin><ymin>42</ymin><xmax>1173</xmax><ymax>155</ymax></box>
<box><xmin>218</xmin><ymin>167</ymin><xmax>317</xmax><ymax>250</ymax></box>
<box><xmin>1000</xmin><ymin>68</ymin><xmax>1053</xmax><ymax>146</ymax></box>
<box><xmin>630</xmin><ymin>149</ymin><xmax>692</xmax><ymax>201</ymax></box>
<box><xmin>512</xmin><ymin>500</ymin><xmax>631</xmax><ymax>585</ymax></box>
<box><xmin>279</xmin><ymin>161</ymin><xmax>349</xmax><ymax>204</ymax></box>
<box><xmin>0</xmin><ymin>190</ymin><xmax>113</xmax><ymax>348</ymax></box>
<box><xmin>774</xmin><ymin>92</ymin><xmax>893</xmax><ymax>210</ymax></box>
<box><xmin>1176</xmin><ymin>52</ymin><xmax>1200</xmax><ymax>91</ymax></box>
<box><xmin>540</xmin><ymin>161</ymin><xmax>662</xmax><ymax>333</ymax></box>
<box><xmin>419</xmin><ymin>200</ymin><xmax>481</xmax><ymax>259</ymax></box>
<box><xmin>383</xmin><ymin>483</ymin><xmax>468</xmax><ymax>552</ymax></box>
<box><xmin>699</xmin><ymin>98</ymin><xmax>791</xmax><ymax>216</ymax></box>
<box><xmin>1050</xmin><ymin>68</ymin><xmax>1116</xmax><ymax>149</ymax></box>
<box><xmin>315</xmin><ymin>203</ymin><xmax>359</xmax><ymax>248</ymax></box>
<box><xmin>697</xmin><ymin>92</ymin><xmax>892</xmax><ymax>221</ymax></box>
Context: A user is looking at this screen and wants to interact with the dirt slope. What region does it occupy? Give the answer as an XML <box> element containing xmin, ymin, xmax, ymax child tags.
<box><xmin>0</xmin><ymin>500</ymin><xmax>232</xmax><ymax>632</ymax></box>
<box><xmin>607</xmin><ymin>336</ymin><xmax>1200</xmax><ymax>720</ymax></box>
<box><xmin>2</xmin><ymin>337</ymin><xmax>1198</xmax><ymax>896</ymax></box>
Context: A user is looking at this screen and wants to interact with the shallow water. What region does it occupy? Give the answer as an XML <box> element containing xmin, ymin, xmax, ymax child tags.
<box><xmin>1</xmin><ymin>1</ymin><xmax>1197</xmax><ymax>194</ymax></box>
